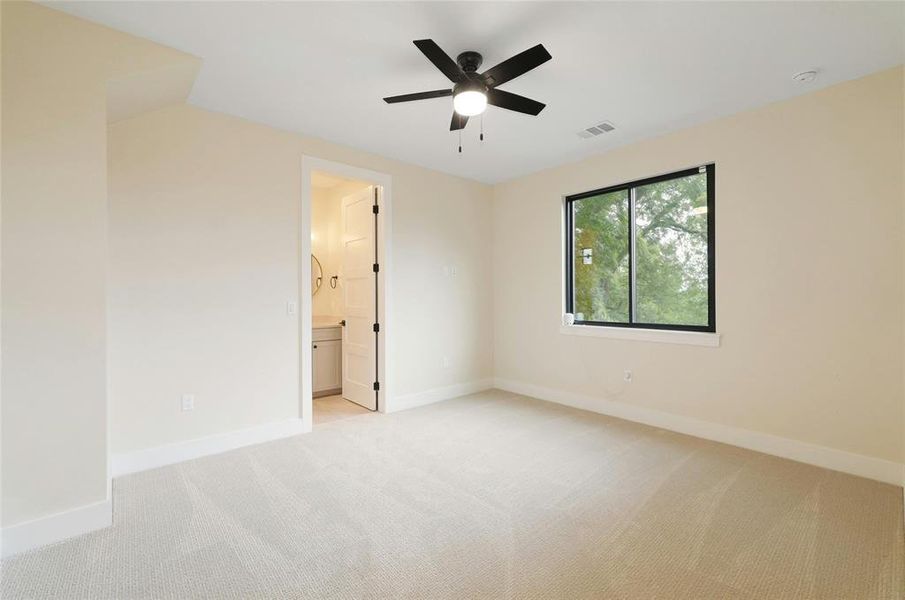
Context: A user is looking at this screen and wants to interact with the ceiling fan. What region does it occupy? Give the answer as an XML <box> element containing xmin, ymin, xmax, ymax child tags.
<box><xmin>383</xmin><ymin>39</ymin><xmax>552</xmax><ymax>131</ymax></box>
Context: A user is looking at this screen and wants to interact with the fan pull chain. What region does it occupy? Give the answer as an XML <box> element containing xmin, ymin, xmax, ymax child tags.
<box><xmin>458</xmin><ymin>130</ymin><xmax>462</xmax><ymax>154</ymax></box>
<box><xmin>480</xmin><ymin>115</ymin><xmax>484</xmax><ymax>142</ymax></box>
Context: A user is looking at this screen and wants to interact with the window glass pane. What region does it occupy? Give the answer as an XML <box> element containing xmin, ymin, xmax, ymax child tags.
<box><xmin>573</xmin><ymin>190</ymin><xmax>630</xmax><ymax>323</ymax></box>
<box><xmin>634</xmin><ymin>172</ymin><xmax>708</xmax><ymax>326</ymax></box>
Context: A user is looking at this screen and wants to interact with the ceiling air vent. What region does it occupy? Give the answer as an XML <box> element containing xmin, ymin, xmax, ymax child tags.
<box><xmin>577</xmin><ymin>121</ymin><xmax>616</xmax><ymax>139</ymax></box>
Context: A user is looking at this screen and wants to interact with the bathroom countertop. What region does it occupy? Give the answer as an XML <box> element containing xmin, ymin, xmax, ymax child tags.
<box><xmin>313</xmin><ymin>315</ymin><xmax>343</xmax><ymax>329</ymax></box>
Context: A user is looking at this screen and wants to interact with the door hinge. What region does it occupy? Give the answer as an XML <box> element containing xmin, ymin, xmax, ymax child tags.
<box><xmin>373</xmin><ymin>322</ymin><xmax>380</xmax><ymax>333</ymax></box>
<box><xmin>373</xmin><ymin>381</ymin><xmax>380</xmax><ymax>391</ymax></box>
<box><xmin>372</xmin><ymin>204</ymin><xmax>379</xmax><ymax>214</ymax></box>
<box><xmin>372</xmin><ymin>263</ymin><xmax>379</xmax><ymax>273</ymax></box>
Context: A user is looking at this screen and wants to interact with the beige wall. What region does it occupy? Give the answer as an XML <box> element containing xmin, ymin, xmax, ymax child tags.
<box><xmin>1</xmin><ymin>2</ymin><xmax>196</xmax><ymax>527</ymax></box>
<box><xmin>3</xmin><ymin>1</ymin><xmax>493</xmax><ymax>532</ymax></box>
<box><xmin>4</xmin><ymin>0</ymin><xmax>903</xmax><ymax>546</ymax></box>
<box><xmin>493</xmin><ymin>67</ymin><xmax>905</xmax><ymax>464</ymax></box>
<box><xmin>108</xmin><ymin>104</ymin><xmax>495</xmax><ymax>453</ymax></box>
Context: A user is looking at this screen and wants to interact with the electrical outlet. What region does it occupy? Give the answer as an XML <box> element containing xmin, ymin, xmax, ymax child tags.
<box><xmin>287</xmin><ymin>301</ymin><xmax>297</xmax><ymax>316</ymax></box>
<box><xmin>623</xmin><ymin>370</ymin><xmax>633</xmax><ymax>383</ymax></box>
<box><xmin>441</xmin><ymin>356</ymin><xmax>450</xmax><ymax>368</ymax></box>
<box><xmin>181</xmin><ymin>394</ymin><xmax>195</xmax><ymax>411</ymax></box>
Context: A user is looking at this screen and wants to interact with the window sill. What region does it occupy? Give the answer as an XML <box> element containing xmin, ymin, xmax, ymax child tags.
<box><xmin>559</xmin><ymin>324</ymin><xmax>721</xmax><ymax>347</ymax></box>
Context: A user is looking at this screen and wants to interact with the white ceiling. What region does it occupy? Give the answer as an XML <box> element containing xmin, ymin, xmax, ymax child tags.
<box><xmin>49</xmin><ymin>1</ymin><xmax>904</xmax><ymax>184</ymax></box>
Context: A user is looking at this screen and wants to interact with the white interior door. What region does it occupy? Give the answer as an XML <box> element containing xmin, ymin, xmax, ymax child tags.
<box><xmin>341</xmin><ymin>186</ymin><xmax>377</xmax><ymax>410</ymax></box>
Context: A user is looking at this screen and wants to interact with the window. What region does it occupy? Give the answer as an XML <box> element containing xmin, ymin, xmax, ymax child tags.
<box><xmin>565</xmin><ymin>165</ymin><xmax>715</xmax><ymax>332</ymax></box>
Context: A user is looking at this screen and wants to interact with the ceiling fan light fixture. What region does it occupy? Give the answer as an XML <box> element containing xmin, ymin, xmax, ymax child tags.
<box><xmin>383</xmin><ymin>39</ymin><xmax>551</xmax><ymax>130</ymax></box>
<box><xmin>453</xmin><ymin>89</ymin><xmax>487</xmax><ymax>116</ymax></box>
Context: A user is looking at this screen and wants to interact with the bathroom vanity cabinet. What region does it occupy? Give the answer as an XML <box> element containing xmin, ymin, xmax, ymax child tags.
<box><xmin>313</xmin><ymin>325</ymin><xmax>342</xmax><ymax>396</ymax></box>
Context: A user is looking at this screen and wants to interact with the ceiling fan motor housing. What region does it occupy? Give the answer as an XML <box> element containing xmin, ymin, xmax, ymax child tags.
<box><xmin>453</xmin><ymin>78</ymin><xmax>488</xmax><ymax>97</ymax></box>
<box><xmin>456</xmin><ymin>51</ymin><xmax>483</xmax><ymax>73</ymax></box>
<box><xmin>454</xmin><ymin>52</ymin><xmax>488</xmax><ymax>98</ymax></box>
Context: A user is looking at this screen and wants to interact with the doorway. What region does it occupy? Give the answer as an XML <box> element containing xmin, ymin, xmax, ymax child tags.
<box><xmin>301</xmin><ymin>157</ymin><xmax>391</xmax><ymax>430</ymax></box>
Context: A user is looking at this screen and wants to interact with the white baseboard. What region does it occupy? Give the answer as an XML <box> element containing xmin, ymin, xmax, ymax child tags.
<box><xmin>494</xmin><ymin>378</ymin><xmax>903</xmax><ymax>486</ymax></box>
<box><xmin>388</xmin><ymin>378</ymin><xmax>494</xmax><ymax>413</ymax></box>
<box><xmin>112</xmin><ymin>418</ymin><xmax>304</xmax><ymax>477</ymax></box>
<box><xmin>1</xmin><ymin>498</ymin><xmax>112</xmax><ymax>559</ymax></box>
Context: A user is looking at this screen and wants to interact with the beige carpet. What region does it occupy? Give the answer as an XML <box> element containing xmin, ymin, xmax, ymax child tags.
<box><xmin>2</xmin><ymin>390</ymin><xmax>903</xmax><ymax>599</ymax></box>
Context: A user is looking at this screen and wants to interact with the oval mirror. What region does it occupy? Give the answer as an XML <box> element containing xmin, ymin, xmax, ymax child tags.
<box><xmin>312</xmin><ymin>254</ymin><xmax>323</xmax><ymax>296</ymax></box>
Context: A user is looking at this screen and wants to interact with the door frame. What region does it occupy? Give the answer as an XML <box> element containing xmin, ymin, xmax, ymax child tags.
<box><xmin>300</xmin><ymin>156</ymin><xmax>392</xmax><ymax>431</ymax></box>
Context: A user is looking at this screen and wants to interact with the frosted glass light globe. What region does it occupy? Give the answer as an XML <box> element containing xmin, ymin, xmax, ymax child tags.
<box><xmin>453</xmin><ymin>90</ymin><xmax>487</xmax><ymax>116</ymax></box>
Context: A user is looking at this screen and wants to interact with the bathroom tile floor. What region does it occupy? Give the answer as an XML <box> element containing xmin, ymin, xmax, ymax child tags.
<box><xmin>313</xmin><ymin>394</ymin><xmax>371</xmax><ymax>424</ymax></box>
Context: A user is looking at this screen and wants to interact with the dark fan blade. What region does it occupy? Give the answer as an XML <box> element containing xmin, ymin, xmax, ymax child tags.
<box><xmin>450</xmin><ymin>112</ymin><xmax>468</xmax><ymax>131</ymax></box>
<box><xmin>384</xmin><ymin>89</ymin><xmax>453</xmax><ymax>103</ymax></box>
<box><xmin>413</xmin><ymin>39</ymin><xmax>464</xmax><ymax>83</ymax></box>
<box><xmin>487</xmin><ymin>88</ymin><xmax>545</xmax><ymax>116</ymax></box>
<box><xmin>481</xmin><ymin>44</ymin><xmax>552</xmax><ymax>87</ymax></box>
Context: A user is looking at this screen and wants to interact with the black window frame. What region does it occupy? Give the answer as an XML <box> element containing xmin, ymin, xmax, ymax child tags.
<box><xmin>564</xmin><ymin>164</ymin><xmax>716</xmax><ymax>333</ymax></box>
